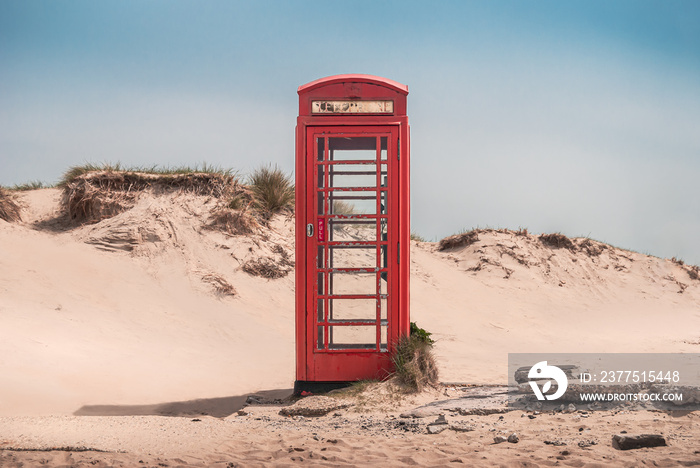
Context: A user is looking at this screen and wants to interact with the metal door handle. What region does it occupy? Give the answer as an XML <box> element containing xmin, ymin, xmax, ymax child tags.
<box><xmin>307</xmin><ymin>223</ymin><xmax>314</xmax><ymax>237</ymax></box>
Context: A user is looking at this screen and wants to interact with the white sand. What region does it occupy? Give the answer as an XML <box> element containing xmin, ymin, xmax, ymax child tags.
<box><xmin>1</xmin><ymin>187</ymin><xmax>699</xmax><ymax>466</ymax></box>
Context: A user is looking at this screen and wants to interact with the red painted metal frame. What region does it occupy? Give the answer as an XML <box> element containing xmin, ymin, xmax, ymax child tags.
<box><xmin>295</xmin><ymin>75</ymin><xmax>410</xmax><ymax>383</ymax></box>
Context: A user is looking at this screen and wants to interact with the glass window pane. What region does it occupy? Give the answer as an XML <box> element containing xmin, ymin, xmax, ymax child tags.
<box><xmin>330</xmin><ymin>272</ymin><xmax>376</xmax><ymax>295</ymax></box>
<box><xmin>329</xmin><ymin>137</ymin><xmax>377</xmax><ymax>161</ymax></box>
<box><xmin>330</xmin><ymin>191</ymin><xmax>376</xmax><ymax>215</ymax></box>
<box><xmin>329</xmin><ymin>219</ymin><xmax>376</xmax><ymax>242</ymax></box>
<box><xmin>317</xmin><ymin>246</ymin><xmax>325</xmax><ymax>268</ymax></box>
<box><xmin>317</xmin><ymin>137</ymin><xmax>325</xmax><ymax>161</ymax></box>
<box><xmin>380</xmin><ymin>137</ymin><xmax>388</xmax><ymax>160</ymax></box>
<box><xmin>317</xmin><ymin>191</ymin><xmax>325</xmax><ymax>215</ymax></box>
<box><xmin>317</xmin><ymin>273</ymin><xmax>325</xmax><ymax>295</ymax></box>
<box><xmin>317</xmin><ymin>165</ymin><xmax>325</xmax><ymax>188</ymax></box>
<box><xmin>329</xmin><ymin>325</ymin><xmax>377</xmax><ymax>349</ymax></box>
<box><xmin>329</xmin><ymin>164</ymin><xmax>377</xmax><ymax>188</ymax></box>
<box><xmin>329</xmin><ymin>245</ymin><xmax>376</xmax><ymax>269</ymax></box>
<box><xmin>317</xmin><ymin>326</ymin><xmax>324</xmax><ymax>350</ymax></box>
<box><xmin>329</xmin><ymin>298</ymin><xmax>376</xmax><ymax>321</ymax></box>
<box><xmin>380</xmin><ymin>164</ymin><xmax>388</xmax><ymax>188</ymax></box>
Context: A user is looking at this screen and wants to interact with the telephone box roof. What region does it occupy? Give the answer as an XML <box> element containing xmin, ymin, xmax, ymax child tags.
<box><xmin>298</xmin><ymin>74</ymin><xmax>408</xmax><ymax>95</ymax></box>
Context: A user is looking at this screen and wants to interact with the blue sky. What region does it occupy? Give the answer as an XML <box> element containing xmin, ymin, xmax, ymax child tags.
<box><xmin>2</xmin><ymin>1</ymin><xmax>699</xmax><ymax>264</ymax></box>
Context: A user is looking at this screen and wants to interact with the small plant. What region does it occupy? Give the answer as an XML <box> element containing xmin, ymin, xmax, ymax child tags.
<box><xmin>0</xmin><ymin>188</ymin><xmax>22</xmax><ymax>222</ymax></box>
<box><xmin>438</xmin><ymin>229</ymin><xmax>479</xmax><ymax>251</ymax></box>
<box><xmin>410</xmin><ymin>232</ymin><xmax>426</xmax><ymax>242</ymax></box>
<box><xmin>248</xmin><ymin>165</ymin><xmax>294</xmax><ymax>218</ymax></box>
<box><xmin>10</xmin><ymin>180</ymin><xmax>49</xmax><ymax>191</ymax></box>
<box><xmin>687</xmin><ymin>265</ymin><xmax>699</xmax><ymax>281</ymax></box>
<box><xmin>410</xmin><ymin>321</ymin><xmax>435</xmax><ymax>344</ymax></box>
<box><xmin>392</xmin><ymin>322</ymin><xmax>438</xmax><ymax>392</ymax></box>
<box><xmin>539</xmin><ymin>232</ymin><xmax>575</xmax><ymax>250</ymax></box>
<box><xmin>242</xmin><ymin>257</ymin><xmax>292</xmax><ymax>279</ymax></box>
<box><xmin>206</xmin><ymin>208</ymin><xmax>259</xmax><ymax>236</ymax></box>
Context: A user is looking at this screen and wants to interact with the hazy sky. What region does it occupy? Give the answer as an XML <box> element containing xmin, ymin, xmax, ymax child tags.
<box><xmin>2</xmin><ymin>1</ymin><xmax>699</xmax><ymax>264</ymax></box>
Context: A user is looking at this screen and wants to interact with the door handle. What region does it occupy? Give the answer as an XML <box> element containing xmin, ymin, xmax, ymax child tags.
<box><xmin>307</xmin><ymin>223</ymin><xmax>314</xmax><ymax>237</ymax></box>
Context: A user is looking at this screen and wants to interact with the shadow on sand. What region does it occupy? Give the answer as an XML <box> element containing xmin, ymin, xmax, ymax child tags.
<box><xmin>74</xmin><ymin>388</ymin><xmax>293</xmax><ymax>418</ymax></box>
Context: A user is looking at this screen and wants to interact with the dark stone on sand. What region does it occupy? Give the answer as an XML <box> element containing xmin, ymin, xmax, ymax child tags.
<box><xmin>612</xmin><ymin>434</ymin><xmax>667</xmax><ymax>450</ymax></box>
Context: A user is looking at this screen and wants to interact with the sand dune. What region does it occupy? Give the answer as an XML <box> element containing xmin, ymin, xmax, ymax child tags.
<box><xmin>1</xmin><ymin>186</ymin><xmax>699</xmax><ymax>466</ymax></box>
<box><xmin>1</xmin><ymin>188</ymin><xmax>699</xmax><ymax>416</ymax></box>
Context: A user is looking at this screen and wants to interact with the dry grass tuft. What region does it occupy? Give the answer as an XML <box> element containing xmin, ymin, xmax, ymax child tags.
<box><xmin>201</xmin><ymin>273</ymin><xmax>237</xmax><ymax>297</ymax></box>
<box><xmin>577</xmin><ymin>238</ymin><xmax>607</xmax><ymax>257</ymax></box>
<box><xmin>242</xmin><ymin>257</ymin><xmax>292</xmax><ymax>279</ymax></box>
<box><xmin>686</xmin><ymin>265</ymin><xmax>699</xmax><ymax>281</ymax></box>
<box><xmin>539</xmin><ymin>232</ymin><xmax>576</xmax><ymax>250</ymax></box>
<box><xmin>410</xmin><ymin>232</ymin><xmax>426</xmax><ymax>242</ymax></box>
<box><xmin>0</xmin><ymin>188</ymin><xmax>22</xmax><ymax>222</ymax></box>
<box><xmin>206</xmin><ymin>207</ymin><xmax>260</xmax><ymax>236</ymax></box>
<box><xmin>62</xmin><ymin>169</ymin><xmax>238</xmax><ymax>223</ymax></box>
<box><xmin>438</xmin><ymin>230</ymin><xmax>479</xmax><ymax>251</ymax></box>
<box><xmin>248</xmin><ymin>165</ymin><xmax>294</xmax><ymax>219</ymax></box>
<box><xmin>392</xmin><ymin>335</ymin><xmax>439</xmax><ymax>392</ymax></box>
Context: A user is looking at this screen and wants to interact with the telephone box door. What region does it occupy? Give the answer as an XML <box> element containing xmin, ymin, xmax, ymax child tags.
<box><xmin>304</xmin><ymin>126</ymin><xmax>399</xmax><ymax>381</ymax></box>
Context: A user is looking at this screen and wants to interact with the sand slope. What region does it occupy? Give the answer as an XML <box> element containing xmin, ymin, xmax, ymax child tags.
<box><xmin>1</xmin><ymin>188</ymin><xmax>699</xmax><ymax>416</ymax></box>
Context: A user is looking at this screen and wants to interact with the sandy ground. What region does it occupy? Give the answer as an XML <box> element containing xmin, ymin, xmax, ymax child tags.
<box><xmin>1</xmin><ymin>187</ymin><xmax>700</xmax><ymax>466</ymax></box>
<box><xmin>2</xmin><ymin>390</ymin><xmax>700</xmax><ymax>467</ymax></box>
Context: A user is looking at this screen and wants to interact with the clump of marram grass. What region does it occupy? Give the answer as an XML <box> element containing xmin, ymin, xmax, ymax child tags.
<box><xmin>206</xmin><ymin>208</ymin><xmax>260</xmax><ymax>236</ymax></box>
<box><xmin>59</xmin><ymin>163</ymin><xmax>236</xmax><ymax>187</ymax></box>
<box><xmin>410</xmin><ymin>232</ymin><xmax>426</xmax><ymax>242</ymax></box>
<box><xmin>685</xmin><ymin>265</ymin><xmax>699</xmax><ymax>281</ymax></box>
<box><xmin>391</xmin><ymin>322</ymin><xmax>439</xmax><ymax>392</ymax></box>
<box><xmin>577</xmin><ymin>238</ymin><xmax>607</xmax><ymax>257</ymax></box>
<box><xmin>438</xmin><ymin>229</ymin><xmax>479</xmax><ymax>251</ymax></box>
<box><xmin>538</xmin><ymin>232</ymin><xmax>576</xmax><ymax>250</ymax></box>
<box><xmin>60</xmin><ymin>164</ymin><xmax>238</xmax><ymax>223</ymax></box>
<box><xmin>242</xmin><ymin>257</ymin><xmax>293</xmax><ymax>279</ymax></box>
<box><xmin>248</xmin><ymin>165</ymin><xmax>294</xmax><ymax>219</ymax></box>
<box><xmin>201</xmin><ymin>273</ymin><xmax>237</xmax><ymax>297</ymax></box>
<box><xmin>9</xmin><ymin>180</ymin><xmax>49</xmax><ymax>191</ymax></box>
<box><xmin>0</xmin><ymin>188</ymin><xmax>22</xmax><ymax>222</ymax></box>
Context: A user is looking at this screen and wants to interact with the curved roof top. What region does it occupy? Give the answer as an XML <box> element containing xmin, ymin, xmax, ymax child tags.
<box><xmin>298</xmin><ymin>74</ymin><xmax>408</xmax><ymax>95</ymax></box>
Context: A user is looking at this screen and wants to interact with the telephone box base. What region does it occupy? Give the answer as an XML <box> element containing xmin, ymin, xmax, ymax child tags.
<box><xmin>293</xmin><ymin>380</ymin><xmax>352</xmax><ymax>396</ymax></box>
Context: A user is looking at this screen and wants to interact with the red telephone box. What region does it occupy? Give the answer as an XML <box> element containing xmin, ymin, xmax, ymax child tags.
<box><xmin>295</xmin><ymin>75</ymin><xmax>410</xmax><ymax>391</ymax></box>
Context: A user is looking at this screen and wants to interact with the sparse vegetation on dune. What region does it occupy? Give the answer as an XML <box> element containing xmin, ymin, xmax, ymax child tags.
<box><xmin>7</xmin><ymin>181</ymin><xmax>51</xmax><ymax>191</ymax></box>
<box><xmin>205</xmin><ymin>207</ymin><xmax>260</xmax><ymax>236</ymax></box>
<box><xmin>59</xmin><ymin>163</ymin><xmax>236</xmax><ymax>187</ymax></box>
<box><xmin>56</xmin><ymin>163</ymin><xmax>296</xmax><ymax>226</ymax></box>
<box><xmin>438</xmin><ymin>229</ymin><xmax>479</xmax><ymax>251</ymax></box>
<box><xmin>62</xmin><ymin>168</ymin><xmax>239</xmax><ymax>223</ymax></box>
<box><xmin>0</xmin><ymin>188</ymin><xmax>22</xmax><ymax>222</ymax></box>
<box><xmin>410</xmin><ymin>232</ymin><xmax>426</xmax><ymax>242</ymax></box>
<box><xmin>391</xmin><ymin>322</ymin><xmax>439</xmax><ymax>392</ymax></box>
<box><xmin>247</xmin><ymin>165</ymin><xmax>294</xmax><ymax>219</ymax></box>
<box><xmin>538</xmin><ymin>232</ymin><xmax>576</xmax><ymax>250</ymax></box>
